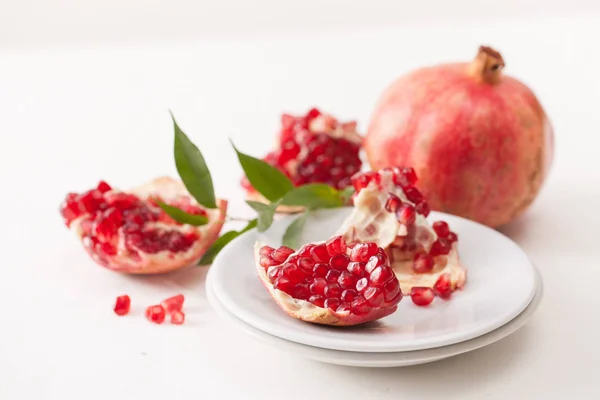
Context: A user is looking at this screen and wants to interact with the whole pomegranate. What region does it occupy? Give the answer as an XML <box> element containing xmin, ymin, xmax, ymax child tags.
<box><xmin>365</xmin><ymin>46</ymin><xmax>554</xmax><ymax>228</ymax></box>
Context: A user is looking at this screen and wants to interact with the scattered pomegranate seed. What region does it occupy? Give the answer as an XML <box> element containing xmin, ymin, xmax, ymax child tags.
<box><xmin>432</xmin><ymin>221</ymin><xmax>450</xmax><ymax>237</ymax></box>
<box><xmin>411</xmin><ymin>287</ymin><xmax>435</xmax><ymax>306</ymax></box>
<box><xmin>170</xmin><ymin>310</ymin><xmax>185</xmax><ymax>325</ymax></box>
<box><xmin>413</xmin><ymin>253</ymin><xmax>435</xmax><ymax>273</ymax></box>
<box><xmin>434</xmin><ymin>274</ymin><xmax>453</xmax><ymax>300</ymax></box>
<box><xmin>396</xmin><ymin>204</ymin><xmax>416</xmax><ymax>225</ymax></box>
<box><xmin>404</xmin><ymin>187</ymin><xmax>424</xmax><ymax>204</ymax></box>
<box><xmin>393</xmin><ymin>167</ymin><xmax>417</xmax><ymax>187</ymax></box>
<box><xmin>161</xmin><ymin>294</ymin><xmax>185</xmax><ymax>314</ymax></box>
<box><xmin>385</xmin><ymin>194</ymin><xmax>402</xmax><ymax>213</ymax></box>
<box><xmin>446</xmin><ymin>232</ymin><xmax>458</xmax><ymax>243</ymax></box>
<box><xmin>145</xmin><ymin>305</ymin><xmax>166</xmax><ymax>324</ymax></box>
<box><xmin>113</xmin><ymin>295</ymin><xmax>131</xmax><ymax>316</ymax></box>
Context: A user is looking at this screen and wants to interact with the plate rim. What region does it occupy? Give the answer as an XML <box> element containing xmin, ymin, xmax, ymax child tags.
<box><xmin>210</xmin><ymin>208</ymin><xmax>538</xmax><ymax>353</ymax></box>
<box><xmin>206</xmin><ymin>267</ymin><xmax>544</xmax><ymax>367</ymax></box>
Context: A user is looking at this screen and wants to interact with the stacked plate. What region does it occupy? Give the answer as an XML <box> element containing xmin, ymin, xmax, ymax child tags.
<box><xmin>206</xmin><ymin>208</ymin><xmax>543</xmax><ymax>367</ymax></box>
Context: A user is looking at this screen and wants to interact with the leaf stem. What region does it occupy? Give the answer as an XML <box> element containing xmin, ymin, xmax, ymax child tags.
<box><xmin>226</xmin><ymin>216</ymin><xmax>252</xmax><ymax>222</ymax></box>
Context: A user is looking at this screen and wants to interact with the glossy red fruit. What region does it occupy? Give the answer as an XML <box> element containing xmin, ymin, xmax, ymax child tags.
<box><xmin>411</xmin><ymin>287</ymin><xmax>435</xmax><ymax>306</ymax></box>
<box><xmin>432</xmin><ymin>221</ymin><xmax>450</xmax><ymax>237</ymax></box>
<box><xmin>430</xmin><ymin>238</ymin><xmax>452</xmax><ymax>257</ymax></box>
<box><xmin>161</xmin><ymin>294</ymin><xmax>185</xmax><ymax>314</ymax></box>
<box><xmin>113</xmin><ymin>295</ymin><xmax>131</xmax><ymax>316</ymax></box>
<box><xmin>396</xmin><ymin>204</ymin><xmax>416</xmax><ymax>225</ymax></box>
<box><xmin>366</xmin><ymin>46</ymin><xmax>554</xmax><ymax>228</ymax></box>
<box><xmin>145</xmin><ymin>305</ymin><xmax>166</xmax><ymax>324</ymax></box>
<box><xmin>413</xmin><ymin>253</ymin><xmax>435</xmax><ymax>274</ymax></box>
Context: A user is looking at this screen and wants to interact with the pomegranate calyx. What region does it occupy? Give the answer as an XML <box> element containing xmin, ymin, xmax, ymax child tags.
<box><xmin>469</xmin><ymin>45</ymin><xmax>505</xmax><ymax>84</ymax></box>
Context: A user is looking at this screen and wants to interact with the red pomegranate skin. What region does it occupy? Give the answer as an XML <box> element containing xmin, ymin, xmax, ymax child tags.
<box><xmin>365</xmin><ymin>48</ymin><xmax>554</xmax><ymax>228</ymax></box>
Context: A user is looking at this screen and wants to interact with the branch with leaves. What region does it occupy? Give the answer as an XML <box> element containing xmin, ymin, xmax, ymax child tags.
<box><xmin>164</xmin><ymin>112</ymin><xmax>354</xmax><ymax>265</ymax></box>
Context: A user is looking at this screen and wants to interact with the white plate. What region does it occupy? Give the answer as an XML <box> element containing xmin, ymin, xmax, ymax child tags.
<box><xmin>207</xmin><ymin>268</ymin><xmax>543</xmax><ymax>367</ymax></box>
<box><xmin>210</xmin><ymin>208</ymin><xmax>537</xmax><ymax>352</ymax></box>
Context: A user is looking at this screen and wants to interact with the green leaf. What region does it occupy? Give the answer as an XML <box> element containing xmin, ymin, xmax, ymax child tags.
<box><xmin>246</xmin><ymin>201</ymin><xmax>278</xmax><ymax>232</ymax></box>
<box><xmin>198</xmin><ymin>219</ymin><xmax>258</xmax><ymax>266</ymax></box>
<box><xmin>155</xmin><ymin>200</ymin><xmax>208</xmax><ymax>226</ymax></box>
<box><xmin>282</xmin><ymin>211</ymin><xmax>309</xmax><ymax>249</ymax></box>
<box><xmin>280</xmin><ymin>184</ymin><xmax>345</xmax><ymax>209</ymax></box>
<box><xmin>230</xmin><ymin>140</ymin><xmax>294</xmax><ymax>202</ymax></box>
<box><xmin>171</xmin><ymin>112</ymin><xmax>217</xmax><ymax>209</ymax></box>
<box><xmin>339</xmin><ymin>186</ymin><xmax>355</xmax><ymax>204</ymax></box>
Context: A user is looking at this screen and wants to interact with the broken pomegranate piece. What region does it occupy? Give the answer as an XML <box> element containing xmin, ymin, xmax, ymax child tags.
<box><xmin>254</xmin><ymin>236</ymin><xmax>402</xmax><ymax>326</ymax></box>
<box><xmin>145</xmin><ymin>304</ymin><xmax>166</xmax><ymax>324</ymax></box>
<box><xmin>161</xmin><ymin>294</ymin><xmax>185</xmax><ymax>314</ymax></box>
<box><xmin>59</xmin><ymin>177</ymin><xmax>227</xmax><ymax>274</ymax></box>
<box><xmin>335</xmin><ymin>167</ymin><xmax>467</xmax><ymax>297</ymax></box>
<box><xmin>170</xmin><ymin>310</ymin><xmax>185</xmax><ymax>325</ymax></box>
<box><xmin>242</xmin><ymin>108</ymin><xmax>364</xmax><ymax>210</ymax></box>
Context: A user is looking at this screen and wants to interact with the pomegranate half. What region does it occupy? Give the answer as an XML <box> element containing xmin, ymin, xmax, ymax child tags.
<box><xmin>365</xmin><ymin>46</ymin><xmax>554</xmax><ymax>228</ymax></box>
<box><xmin>60</xmin><ymin>177</ymin><xmax>227</xmax><ymax>274</ymax></box>
<box><xmin>242</xmin><ymin>107</ymin><xmax>363</xmax><ymax>212</ymax></box>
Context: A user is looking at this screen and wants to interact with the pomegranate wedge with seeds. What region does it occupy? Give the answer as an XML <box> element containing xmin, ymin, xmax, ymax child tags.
<box><xmin>335</xmin><ymin>168</ymin><xmax>467</xmax><ymax>297</ymax></box>
<box><xmin>60</xmin><ymin>176</ymin><xmax>227</xmax><ymax>274</ymax></box>
<box><xmin>254</xmin><ymin>236</ymin><xmax>403</xmax><ymax>326</ymax></box>
<box><xmin>242</xmin><ymin>107</ymin><xmax>364</xmax><ymax>212</ymax></box>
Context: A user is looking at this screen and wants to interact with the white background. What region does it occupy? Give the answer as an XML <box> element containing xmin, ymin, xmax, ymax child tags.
<box><xmin>1</xmin><ymin>1</ymin><xmax>599</xmax><ymax>399</ymax></box>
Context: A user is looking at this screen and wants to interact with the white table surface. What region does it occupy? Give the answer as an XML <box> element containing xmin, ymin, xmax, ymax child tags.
<box><xmin>1</xmin><ymin>10</ymin><xmax>599</xmax><ymax>400</ymax></box>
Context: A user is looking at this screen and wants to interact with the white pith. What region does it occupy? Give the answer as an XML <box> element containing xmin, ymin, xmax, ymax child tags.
<box><xmin>69</xmin><ymin>177</ymin><xmax>226</xmax><ymax>272</ymax></box>
<box><xmin>336</xmin><ymin>169</ymin><xmax>467</xmax><ymax>291</ymax></box>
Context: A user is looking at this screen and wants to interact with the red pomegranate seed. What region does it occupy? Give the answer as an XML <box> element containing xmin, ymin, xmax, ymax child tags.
<box><xmin>292</xmin><ymin>284</ymin><xmax>310</xmax><ymax>300</ymax></box>
<box><xmin>274</xmin><ymin>277</ymin><xmax>295</xmax><ymax>293</ymax></box>
<box><xmin>369</xmin><ymin>266</ymin><xmax>394</xmax><ymax>287</ymax></box>
<box><xmin>413</xmin><ymin>253</ymin><xmax>435</xmax><ymax>273</ymax></box>
<box><xmin>415</xmin><ymin>201</ymin><xmax>431</xmax><ymax>217</ymax></box>
<box><xmin>310</xmin><ymin>278</ymin><xmax>327</xmax><ymax>295</ymax></box>
<box><xmin>434</xmin><ymin>274</ymin><xmax>453</xmax><ymax>300</ymax></box>
<box><xmin>393</xmin><ymin>167</ymin><xmax>418</xmax><ymax>187</ymax></box>
<box><xmin>260</xmin><ymin>256</ymin><xmax>279</xmax><ymax>269</ymax></box>
<box><xmin>113</xmin><ymin>295</ymin><xmax>131</xmax><ymax>316</ymax></box>
<box><xmin>411</xmin><ymin>287</ymin><xmax>435</xmax><ymax>306</ymax></box>
<box><xmin>404</xmin><ymin>187</ymin><xmax>424</xmax><ymax>204</ymax></box>
<box><xmin>350</xmin><ymin>296</ymin><xmax>371</xmax><ymax>315</ymax></box>
<box><xmin>78</xmin><ymin>189</ymin><xmax>105</xmax><ymax>213</ymax></box>
<box><xmin>446</xmin><ymin>232</ymin><xmax>458</xmax><ymax>243</ymax></box>
<box><xmin>170</xmin><ymin>310</ymin><xmax>185</xmax><ymax>325</ymax></box>
<box><xmin>337</xmin><ymin>271</ymin><xmax>357</xmax><ymax>289</ymax></box>
<box><xmin>324</xmin><ymin>283</ymin><xmax>342</xmax><ymax>299</ymax></box>
<box><xmin>306</xmin><ymin>108</ymin><xmax>321</xmax><ymax>120</ymax></box>
<box><xmin>93</xmin><ymin>208</ymin><xmax>123</xmax><ymax>242</ymax></box>
<box><xmin>96</xmin><ymin>181</ymin><xmax>112</xmax><ymax>193</ymax></box>
<box><xmin>430</xmin><ymin>239</ymin><xmax>451</xmax><ymax>256</ymax></box>
<box><xmin>161</xmin><ymin>294</ymin><xmax>185</xmax><ymax>314</ymax></box>
<box><xmin>267</xmin><ymin>266</ymin><xmax>280</xmax><ymax>281</ymax></box>
<box><xmin>297</xmin><ymin>257</ymin><xmax>314</xmax><ymax>274</ymax></box>
<box><xmin>385</xmin><ymin>194</ymin><xmax>402</xmax><ymax>213</ymax></box>
<box><xmin>347</xmin><ymin>261</ymin><xmax>366</xmax><ymax>278</ymax></box>
<box><xmin>325</xmin><ymin>269</ymin><xmax>342</xmax><ymax>283</ymax></box>
<box><xmin>365</xmin><ymin>253</ymin><xmax>385</xmax><ymax>273</ymax></box>
<box><xmin>356</xmin><ymin>277</ymin><xmax>368</xmax><ymax>292</ymax></box>
<box><xmin>324</xmin><ymin>298</ymin><xmax>341</xmax><ymax>311</ymax></box>
<box><xmin>364</xmin><ymin>287</ymin><xmax>384</xmax><ymax>307</ymax></box>
<box><xmin>313</xmin><ymin>263</ymin><xmax>328</xmax><ymax>277</ymax></box>
<box><xmin>326</xmin><ymin>235</ymin><xmax>347</xmax><ymax>255</ymax></box>
<box><xmin>396</xmin><ymin>204</ymin><xmax>416</xmax><ymax>225</ymax></box>
<box><xmin>309</xmin><ymin>295</ymin><xmax>325</xmax><ymax>307</ymax></box>
<box><xmin>341</xmin><ymin>289</ymin><xmax>358</xmax><ymax>302</ymax></box>
<box><xmin>350</xmin><ymin>242</ymin><xmax>378</xmax><ymax>262</ymax></box>
<box><xmin>272</xmin><ymin>246</ymin><xmax>295</xmax><ymax>263</ymax></box>
<box><xmin>330</xmin><ymin>254</ymin><xmax>350</xmax><ymax>270</ymax></box>
<box><xmin>310</xmin><ymin>244</ymin><xmax>330</xmax><ymax>263</ymax></box>
<box><xmin>281</xmin><ymin>264</ymin><xmax>305</xmax><ymax>282</ymax></box>
<box><xmin>383</xmin><ymin>280</ymin><xmax>401</xmax><ymax>303</ymax></box>
<box><xmin>145</xmin><ymin>305</ymin><xmax>166</xmax><ymax>324</ymax></box>
<box><xmin>259</xmin><ymin>246</ymin><xmax>275</xmax><ymax>257</ymax></box>
<box><xmin>432</xmin><ymin>221</ymin><xmax>450</xmax><ymax>237</ymax></box>
<box><xmin>60</xmin><ymin>193</ymin><xmax>83</xmax><ymax>226</ymax></box>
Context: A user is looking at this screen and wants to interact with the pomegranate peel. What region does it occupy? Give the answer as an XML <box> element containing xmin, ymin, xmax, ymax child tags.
<box><xmin>61</xmin><ymin>176</ymin><xmax>227</xmax><ymax>274</ymax></box>
<box><xmin>254</xmin><ymin>240</ymin><xmax>401</xmax><ymax>326</ymax></box>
